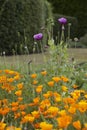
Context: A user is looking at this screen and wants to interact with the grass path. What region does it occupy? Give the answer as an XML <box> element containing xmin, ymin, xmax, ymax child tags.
<box><xmin>0</xmin><ymin>48</ymin><xmax>87</xmax><ymax>72</ymax></box>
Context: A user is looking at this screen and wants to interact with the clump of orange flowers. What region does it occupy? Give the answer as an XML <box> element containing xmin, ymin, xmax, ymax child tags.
<box><xmin>0</xmin><ymin>69</ymin><xmax>87</xmax><ymax>129</ymax></box>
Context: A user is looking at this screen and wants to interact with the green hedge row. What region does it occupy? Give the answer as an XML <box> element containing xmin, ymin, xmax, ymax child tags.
<box><xmin>0</xmin><ymin>0</ymin><xmax>52</xmax><ymax>55</ymax></box>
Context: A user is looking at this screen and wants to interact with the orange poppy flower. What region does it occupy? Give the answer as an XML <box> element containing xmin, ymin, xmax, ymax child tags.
<box><xmin>52</xmin><ymin>77</ymin><xmax>61</xmax><ymax>83</ymax></box>
<box><xmin>41</xmin><ymin>71</ymin><xmax>47</xmax><ymax>76</ymax></box>
<box><xmin>40</xmin><ymin>122</ymin><xmax>53</xmax><ymax>130</ymax></box>
<box><xmin>11</xmin><ymin>106</ymin><xmax>18</xmax><ymax>112</ymax></box>
<box><xmin>11</xmin><ymin>102</ymin><xmax>19</xmax><ymax>107</ymax></box>
<box><xmin>14</xmin><ymin>112</ymin><xmax>21</xmax><ymax>119</ymax></box>
<box><xmin>31</xmin><ymin>111</ymin><xmax>40</xmax><ymax>118</ymax></box>
<box><xmin>78</xmin><ymin>100</ymin><xmax>87</xmax><ymax>113</ymax></box>
<box><xmin>17</xmin><ymin>97</ymin><xmax>23</xmax><ymax>102</ymax></box>
<box><xmin>62</xmin><ymin>85</ymin><xmax>68</xmax><ymax>92</ymax></box>
<box><xmin>47</xmin><ymin>106</ymin><xmax>59</xmax><ymax>116</ymax></box>
<box><xmin>57</xmin><ymin>115</ymin><xmax>72</xmax><ymax>128</ymax></box>
<box><xmin>36</xmin><ymin>85</ymin><xmax>43</xmax><ymax>93</ymax></box>
<box><xmin>19</xmin><ymin>104</ymin><xmax>27</xmax><ymax>110</ymax></box>
<box><xmin>32</xmin><ymin>80</ymin><xmax>38</xmax><ymax>85</ymax></box>
<box><xmin>0</xmin><ymin>122</ymin><xmax>6</xmax><ymax>129</ymax></box>
<box><xmin>0</xmin><ymin>107</ymin><xmax>10</xmax><ymax>115</ymax></box>
<box><xmin>34</xmin><ymin>123</ymin><xmax>40</xmax><ymax>129</ymax></box>
<box><xmin>72</xmin><ymin>84</ymin><xmax>78</xmax><ymax>89</ymax></box>
<box><xmin>47</xmin><ymin>81</ymin><xmax>54</xmax><ymax>87</ymax></box>
<box><xmin>15</xmin><ymin>90</ymin><xmax>22</xmax><ymax>96</ymax></box>
<box><xmin>22</xmin><ymin>114</ymin><xmax>35</xmax><ymax>123</ymax></box>
<box><xmin>17</xmin><ymin>83</ymin><xmax>23</xmax><ymax>89</ymax></box>
<box><xmin>30</xmin><ymin>73</ymin><xmax>37</xmax><ymax>78</ymax></box>
<box><xmin>73</xmin><ymin>120</ymin><xmax>81</xmax><ymax>130</ymax></box>
<box><xmin>61</xmin><ymin>76</ymin><xmax>69</xmax><ymax>82</ymax></box>
<box><xmin>68</xmin><ymin>106</ymin><xmax>76</xmax><ymax>114</ymax></box>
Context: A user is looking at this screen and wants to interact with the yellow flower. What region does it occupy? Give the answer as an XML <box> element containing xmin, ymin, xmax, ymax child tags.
<box><xmin>11</xmin><ymin>102</ymin><xmax>19</xmax><ymax>107</ymax></box>
<box><xmin>43</xmin><ymin>91</ymin><xmax>53</xmax><ymax>98</ymax></box>
<box><xmin>15</xmin><ymin>90</ymin><xmax>22</xmax><ymax>96</ymax></box>
<box><xmin>47</xmin><ymin>106</ymin><xmax>59</xmax><ymax>116</ymax></box>
<box><xmin>78</xmin><ymin>100</ymin><xmax>87</xmax><ymax>113</ymax></box>
<box><xmin>14</xmin><ymin>74</ymin><xmax>20</xmax><ymax>80</ymax></box>
<box><xmin>53</xmin><ymin>92</ymin><xmax>61</xmax><ymax>102</ymax></box>
<box><xmin>7</xmin><ymin>78</ymin><xmax>14</xmax><ymax>83</ymax></box>
<box><xmin>41</xmin><ymin>71</ymin><xmax>47</xmax><ymax>76</ymax></box>
<box><xmin>36</xmin><ymin>85</ymin><xmax>43</xmax><ymax>93</ymax></box>
<box><xmin>71</xmin><ymin>90</ymin><xmax>80</xmax><ymax>100</ymax></box>
<box><xmin>73</xmin><ymin>120</ymin><xmax>81</xmax><ymax>130</ymax></box>
<box><xmin>84</xmin><ymin>94</ymin><xmax>87</xmax><ymax>98</ymax></box>
<box><xmin>19</xmin><ymin>104</ymin><xmax>26</xmax><ymax>110</ymax></box>
<box><xmin>17</xmin><ymin>97</ymin><xmax>23</xmax><ymax>102</ymax></box>
<box><xmin>40</xmin><ymin>99</ymin><xmax>51</xmax><ymax>111</ymax></box>
<box><xmin>0</xmin><ymin>75</ymin><xmax>7</xmax><ymax>83</ymax></box>
<box><xmin>84</xmin><ymin>123</ymin><xmax>87</xmax><ymax>128</ymax></box>
<box><xmin>14</xmin><ymin>128</ymin><xmax>22</xmax><ymax>130</ymax></box>
<box><xmin>52</xmin><ymin>77</ymin><xmax>61</xmax><ymax>83</ymax></box>
<box><xmin>22</xmin><ymin>114</ymin><xmax>35</xmax><ymax>123</ymax></box>
<box><xmin>32</xmin><ymin>80</ymin><xmax>38</xmax><ymax>85</ymax></box>
<box><xmin>72</xmin><ymin>84</ymin><xmax>78</xmax><ymax>89</ymax></box>
<box><xmin>33</xmin><ymin>97</ymin><xmax>40</xmax><ymax>104</ymax></box>
<box><xmin>47</xmin><ymin>81</ymin><xmax>54</xmax><ymax>87</ymax></box>
<box><xmin>30</xmin><ymin>73</ymin><xmax>37</xmax><ymax>78</ymax></box>
<box><xmin>61</xmin><ymin>76</ymin><xmax>69</xmax><ymax>82</ymax></box>
<box><xmin>0</xmin><ymin>107</ymin><xmax>10</xmax><ymax>115</ymax></box>
<box><xmin>11</xmin><ymin>106</ymin><xmax>18</xmax><ymax>112</ymax></box>
<box><xmin>0</xmin><ymin>122</ymin><xmax>6</xmax><ymax>129</ymax></box>
<box><xmin>68</xmin><ymin>106</ymin><xmax>76</xmax><ymax>114</ymax></box>
<box><xmin>58</xmin><ymin>110</ymin><xmax>67</xmax><ymax>116</ymax></box>
<box><xmin>14</xmin><ymin>112</ymin><xmax>21</xmax><ymax>119</ymax></box>
<box><xmin>63</xmin><ymin>97</ymin><xmax>75</xmax><ymax>104</ymax></box>
<box><xmin>62</xmin><ymin>85</ymin><xmax>68</xmax><ymax>92</ymax></box>
<box><xmin>6</xmin><ymin>126</ymin><xmax>15</xmax><ymax>130</ymax></box>
<box><xmin>57</xmin><ymin>115</ymin><xmax>72</xmax><ymax>128</ymax></box>
<box><xmin>29</xmin><ymin>97</ymin><xmax>40</xmax><ymax>106</ymax></box>
<box><xmin>31</xmin><ymin>111</ymin><xmax>40</xmax><ymax>118</ymax></box>
<box><xmin>17</xmin><ymin>83</ymin><xmax>23</xmax><ymax>89</ymax></box>
<box><xmin>40</xmin><ymin>122</ymin><xmax>53</xmax><ymax>130</ymax></box>
<box><xmin>6</xmin><ymin>126</ymin><xmax>22</xmax><ymax>130</ymax></box>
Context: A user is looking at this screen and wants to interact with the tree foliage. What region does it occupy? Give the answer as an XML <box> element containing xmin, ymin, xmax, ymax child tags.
<box><xmin>0</xmin><ymin>0</ymin><xmax>52</xmax><ymax>55</ymax></box>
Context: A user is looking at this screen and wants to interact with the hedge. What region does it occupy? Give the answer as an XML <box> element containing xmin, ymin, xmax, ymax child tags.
<box><xmin>0</xmin><ymin>0</ymin><xmax>52</xmax><ymax>55</ymax></box>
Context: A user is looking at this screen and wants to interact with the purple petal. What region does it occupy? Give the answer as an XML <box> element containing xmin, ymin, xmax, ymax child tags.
<box><xmin>58</xmin><ymin>17</ymin><xmax>67</xmax><ymax>24</ymax></box>
<box><xmin>33</xmin><ymin>33</ymin><xmax>43</xmax><ymax>40</ymax></box>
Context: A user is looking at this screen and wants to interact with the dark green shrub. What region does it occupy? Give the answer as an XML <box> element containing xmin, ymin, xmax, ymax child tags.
<box><xmin>0</xmin><ymin>0</ymin><xmax>52</xmax><ymax>55</ymax></box>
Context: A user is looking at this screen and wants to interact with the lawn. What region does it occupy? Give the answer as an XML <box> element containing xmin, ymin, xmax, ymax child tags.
<box><xmin>0</xmin><ymin>48</ymin><xmax>87</xmax><ymax>64</ymax></box>
<box><xmin>0</xmin><ymin>48</ymin><xmax>87</xmax><ymax>74</ymax></box>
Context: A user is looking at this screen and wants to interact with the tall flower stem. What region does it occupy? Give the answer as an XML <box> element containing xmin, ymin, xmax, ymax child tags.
<box><xmin>40</xmin><ymin>40</ymin><xmax>46</xmax><ymax>63</ymax></box>
<box><xmin>60</xmin><ymin>24</ymin><xmax>65</xmax><ymax>42</ymax></box>
<box><xmin>67</xmin><ymin>23</ymin><xmax>71</xmax><ymax>47</ymax></box>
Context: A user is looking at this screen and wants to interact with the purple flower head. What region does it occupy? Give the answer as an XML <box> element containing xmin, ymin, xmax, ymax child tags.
<box><xmin>33</xmin><ymin>33</ymin><xmax>43</xmax><ymax>40</ymax></box>
<box><xmin>58</xmin><ymin>17</ymin><xmax>67</xmax><ymax>24</ymax></box>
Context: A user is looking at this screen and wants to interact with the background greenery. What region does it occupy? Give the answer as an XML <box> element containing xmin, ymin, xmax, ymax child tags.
<box><xmin>47</xmin><ymin>0</ymin><xmax>87</xmax><ymax>38</ymax></box>
<box><xmin>0</xmin><ymin>0</ymin><xmax>87</xmax><ymax>55</ymax></box>
<box><xmin>0</xmin><ymin>0</ymin><xmax>52</xmax><ymax>55</ymax></box>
